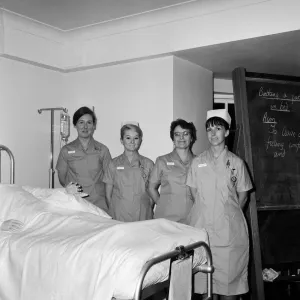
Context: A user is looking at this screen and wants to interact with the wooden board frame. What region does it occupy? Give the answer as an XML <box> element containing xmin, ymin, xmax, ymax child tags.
<box><xmin>232</xmin><ymin>67</ymin><xmax>264</xmax><ymax>300</ymax></box>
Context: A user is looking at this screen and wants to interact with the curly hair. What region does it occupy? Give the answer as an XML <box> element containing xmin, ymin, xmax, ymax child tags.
<box><xmin>170</xmin><ymin>119</ymin><xmax>197</xmax><ymax>151</ymax></box>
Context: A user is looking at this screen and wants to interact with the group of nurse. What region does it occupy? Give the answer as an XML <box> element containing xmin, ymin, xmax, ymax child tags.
<box><xmin>56</xmin><ymin>106</ymin><xmax>253</xmax><ymax>300</ymax></box>
<box><xmin>56</xmin><ymin>106</ymin><xmax>197</xmax><ymax>224</ymax></box>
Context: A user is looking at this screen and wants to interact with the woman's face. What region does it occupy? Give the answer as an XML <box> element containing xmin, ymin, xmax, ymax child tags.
<box><xmin>206</xmin><ymin>124</ymin><xmax>229</xmax><ymax>147</ymax></box>
<box><xmin>173</xmin><ymin>125</ymin><xmax>192</xmax><ymax>150</ymax></box>
<box><xmin>121</xmin><ymin>129</ymin><xmax>142</xmax><ymax>152</ymax></box>
<box><xmin>75</xmin><ymin>114</ymin><xmax>95</xmax><ymax>139</ymax></box>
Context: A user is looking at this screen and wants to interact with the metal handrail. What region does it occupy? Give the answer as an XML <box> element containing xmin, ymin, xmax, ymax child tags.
<box><xmin>0</xmin><ymin>145</ymin><xmax>15</xmax><ymax>184</ymax></box>
<box><xmin>134</xmin><ymin>241</ymin><xmax>214</xmax><ymax>300</ymax></box>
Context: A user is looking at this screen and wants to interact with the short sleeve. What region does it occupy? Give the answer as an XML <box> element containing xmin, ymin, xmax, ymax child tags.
<box><xmin>102</xmin><ymin>147</ymin><xmax>112</xmax><ymax>173</ymax></box>
<box><xmin>186</xmin><ymin>159</ymin><xmax>198</xmax><ymax>188</ymax></box>
<box><xmin>56</xmin><ymin>147</ymin><xmax>68</xmax><ymax>172</ymax></box>
<box><xmin>102</xmin><ymin>160</ymin><xmax>115</xmax><ymax>185</ymax></box>
<box><xmin>145</xmin><ymin>159</ymin><xmax>154</xmax><ymax>177</ymax></box>
<box><xmin>147</xmin><ymin>159</ymin><xmax>154</xmax><ymax>172</ymax></box>
<box><xmin>236</xmin><ymin>160</ymin><xmax>253</xmax><ymax>193</ymax></box>
<box><xmin>148</xmin><ymin>157</ymin><xmax>163</xmax><ymax>185</ymax></box>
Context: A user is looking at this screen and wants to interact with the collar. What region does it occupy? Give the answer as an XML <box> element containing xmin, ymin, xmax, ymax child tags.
<box><xmin>170</xmin><ymin>149</ymin><xmax>194</xmax><ymax>165</ymax></box>
<box><xmin>74</xmin><ymin>137</ymin><xmax>96</xmax><ymax>151</ymax></box>
<box><xmin>120</xmin><ymin>151</ymin><xmax>141</xmax><ymax>166</ymax></box>
<box><xmin>207</xmin><ymin>146</ymin><xmax>228</xmax><ymax>163</ymax></box>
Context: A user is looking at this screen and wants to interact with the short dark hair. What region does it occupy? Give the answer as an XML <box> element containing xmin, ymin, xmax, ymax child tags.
<box><xmin>205</xmin><ymin>117</ymin><xmax>230</xmax><ymax>131</ymax></box>
<box><xmin>120</xmin><ymin>124</ymin><xmax>143</xmax><ymax>140</ymax></box>
<box><xmin>170</xmin><ymin>119</ymin><xmax>197</xmax><ymax>150</ymax></box>
<box><xmin>73</xmin><ymin>107</ymin><xmax>97</xmax><ymax>126</ymax></box>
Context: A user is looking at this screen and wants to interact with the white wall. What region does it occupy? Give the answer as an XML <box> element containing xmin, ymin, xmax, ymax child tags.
<box><xmin>2</xmin><ymin>0</ymin><xmax>275</xmax><ymax>186</ymax></box>
<box><xmin>173</xmin><ymin>57</ymin><xmax>213</xmax><ymax>155</ymax></box>
<box><xmin>62</xmin><ymin>56</ymin><xmax>174</xmax><ymax>163</ymax></box>
<box><xmin>214</xmin><ymin>78</ymin><xmax>233</xmax><ymax>94</ymax></box>
<box><xmin>0</xmin><ymin>57</ymin><xmax>65</xmax><ymax>186</ymax></box>
<box><xmin>0</xmin><ymin>55</ymin><xmax>215</xmax><ymax>188</ymax></box>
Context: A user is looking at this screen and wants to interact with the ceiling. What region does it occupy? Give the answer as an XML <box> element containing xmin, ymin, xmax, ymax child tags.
<box><xmin>0</xmin><ymin>0</ymin><xmax>191</xmax><ymax>30</ymax></box>
<box><xmin>175</xmin><ymin>30</ymin><xmax>300</xmax><ymax>79</ymax></box>
<box><xmin>1</xmin><ymin>0</ymin><xmax>300</xmax><ymax>79</ymax></box>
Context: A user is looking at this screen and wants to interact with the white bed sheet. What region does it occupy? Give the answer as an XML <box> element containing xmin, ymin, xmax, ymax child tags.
<box><xmin>0</xmin><ymin>186</ymin><xmax>208</xmax><ymax>300</ymax></box>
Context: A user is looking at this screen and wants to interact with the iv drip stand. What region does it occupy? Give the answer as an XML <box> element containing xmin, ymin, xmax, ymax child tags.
<box><xmin>38</xmin><ymin>107</ymin><xmax>68</xmax><ymax>188</ymax></box>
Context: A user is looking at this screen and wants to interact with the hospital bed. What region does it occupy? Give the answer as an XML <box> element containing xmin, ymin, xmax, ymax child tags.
<box><xmin>0</xmin><ymin>145</ymin><xmax>214</xmax><ymax>300</ymax></box>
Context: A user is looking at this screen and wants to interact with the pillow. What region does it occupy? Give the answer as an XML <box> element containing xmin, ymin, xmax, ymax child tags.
<box><xmin>41</xmin><ymin>190</ymin><xmax>112</xmax><ymax>219</ymax></box>
<box><xmin>22</xmin><ymin>185</ymin><xmax>64</xmax><ymax>200</ymax></box>
<box><xmin>0</xmin><ymin>184</ymin><xmax>46</xmax><ymax>224</ymax></box>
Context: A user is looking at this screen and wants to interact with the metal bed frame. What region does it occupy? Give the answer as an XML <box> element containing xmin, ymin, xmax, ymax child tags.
<box><xmin>0</xmin><ymin>145</ymin><xmax>15</xmax><ymax>184</ymax></box>
<box><xmin>134</xmin><ymin>241</ymin><xmax>214</xmax><ymax>300</ymax></box>
<box><xmin>0</xmin><ymin>144</ymin><xmax>214</xmax><ymax>299</ymax></box>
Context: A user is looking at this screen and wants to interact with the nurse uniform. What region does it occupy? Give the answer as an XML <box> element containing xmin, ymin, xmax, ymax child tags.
<box><xmin>103</xmin><ymin>152</ymin><xmax>154</xmax><ymax>222</ymax></box>
<box><xmin>56</xmin><ymin>137</ymin><xmax>111</xmax><ymax>211</ymax></box>
<box><xmin>186</xmin><ymin>109</ymin><xmax>253</xmax><ymax>296</ymax></box>
<box><xmin>149</xmin><ymin>150</ymin><xmax>195</xmax><ymax>223</ymax></box>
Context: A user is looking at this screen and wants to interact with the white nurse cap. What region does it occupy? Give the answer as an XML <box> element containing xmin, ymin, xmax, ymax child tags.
<box><xmin>206</xmin><ymin>109</ymin><xmax>231</xmax><ymax>127</ymax></box>
<box><xmin>121</xmin><ymin>121</ymin><xmax>140</xmax><ymax>127</ymax></box>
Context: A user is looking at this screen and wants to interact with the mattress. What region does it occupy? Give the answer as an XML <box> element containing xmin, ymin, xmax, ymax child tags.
<box><xmin>0</xmin><ymin>185</ymin><xmax>208</xmax><ymax>300</ymax></box>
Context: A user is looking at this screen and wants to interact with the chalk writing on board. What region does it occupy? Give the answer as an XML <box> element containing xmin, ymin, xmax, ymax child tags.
<box><xmin>259</xmin><ymin>87</ymin><xmax>300</xmax><ymax>102</ymax></box>
<box><xmin>262</xmin><ymin>112</ymin><xmax>277</xmax><ymax>124</ymax></box>
<box><xmin>270</xmin><ymin>102</ymin><xmax>290</xmax><ymax>112</ymax></box>
<box><xmin>246</xmin><ymin>76</ymin><xmax>300</xmax><ymax>208</ymax></box>
<box><xmin>256</xmin><ymin>86</ymin><xmax>300</xmax><ymax>160</ymax></box>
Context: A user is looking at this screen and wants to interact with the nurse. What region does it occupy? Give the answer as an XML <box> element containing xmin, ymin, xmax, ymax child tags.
<box><xmin>147</xmin><ymin>119</ymin><xmax>197</xmax><ymax>223</ymax></box>
<box><xmin>103</xmin><ymin>122</ymin><xmax>154</xmax><ymax>222</ymax></box>
<box><xmin>56</xmin><ymin>106</ymin><xmax>112</xmax><ymax>211</ymax></box>
<box><xmin>186</xmin><ymin>109</ymin><xmax>253</xmax><ymax>300</ymax></box>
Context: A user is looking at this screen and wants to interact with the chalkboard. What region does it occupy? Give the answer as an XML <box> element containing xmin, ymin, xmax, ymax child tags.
<box><xmin>246</xmin><ymin>75</ymin><xmax>300</xmax><ymax>208</ymax></box>
<box><xmin>258</xmin><ymin>209</ymin><xmax>300</xmax><ymax>264</ymax></box>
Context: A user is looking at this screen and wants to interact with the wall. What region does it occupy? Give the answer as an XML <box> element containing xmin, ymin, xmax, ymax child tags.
<box><xmin>214</xmin><ymin>78</ymin><xmax>233</xmax><ymax>94</ymax></box>
<box><xmin>2</xmin><ymin>0</ymin><xmax>281</xmax><ymax>186</ymax></box>
<box><xmin>173</xmin><ymin>57</ymin><xmax>213</xmax><ymax>155</ymax></box>
<box><xmin>0</xmin><ymin>57</ymin><xmax>65</xmax><ymax>186</ymax></box>
<box><xmin>61</xmin><ymin>56</ymin><xmax>175</xmax><ymax>166</ymax></box>
<box><xmin>0</xmin><ymin>55</ymin><xmax>213</xmax><ymax>187</ymax></box>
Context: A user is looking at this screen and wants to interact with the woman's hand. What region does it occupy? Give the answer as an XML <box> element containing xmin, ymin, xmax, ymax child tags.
<box><xmin>65</xmin><ymin>182</ymin><xmax>83</xmax><ymax>195</ymax></box>
<box><xmin>1</xmin><ymin>219</ymin><xmax>24</xmax><ymax>232</ymax></box>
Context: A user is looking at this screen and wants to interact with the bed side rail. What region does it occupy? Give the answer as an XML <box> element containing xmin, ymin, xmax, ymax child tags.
<box><xmin>0</xmin><ymin>145</ymin><xmax>15</xmax><ymax>184</ymax></box>
<box><xmin>134</xmin><ymin>241</ymin><xmax>214</xmax><ymax>300</ymax></box>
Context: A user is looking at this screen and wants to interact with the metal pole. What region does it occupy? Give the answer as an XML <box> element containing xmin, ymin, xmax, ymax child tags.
<box><xmin>0</xmin><ymin>145</ymin><xmax>15</xmax><ymax>184</ymax></box>
<box><xmin>134</xmin><ymin>241</ymin><xmax>214</xmax><ymax>300</ymax></box>
<box><xmin>49</xmin><ymin>109</ymin><xmax>54</xmax><ymax>188</ymax></box>
<box><xmin>38</xmin><ymin>107</ymin><xmax>68</xmax><ymax>188</ymax></box>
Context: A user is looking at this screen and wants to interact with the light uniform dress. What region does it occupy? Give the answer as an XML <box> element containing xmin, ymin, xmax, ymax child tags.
<box><xmin>103</xmin><ymin>152</ymin><xmax>154</xmax><ymax>222</ymax></box>
<box><xmin>149</xmin><ymin>150</ymin><xmax>195</xmax><ymax>223</ymax></box>
<box><xmin>56</xmin><ymin>137</ymin><xmax>111</xmax><ymax>211</ymax></box>
<box><xmin>186</xmin><ymin>147</ymin><xmax>252</xmax><ymax>296</ymax></box>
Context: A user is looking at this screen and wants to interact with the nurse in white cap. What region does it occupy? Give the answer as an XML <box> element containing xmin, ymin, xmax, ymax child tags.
<box><xmin>186</xmin><ymin>109</ymin><xmax>253</xmax><ymax>300</ymax></box>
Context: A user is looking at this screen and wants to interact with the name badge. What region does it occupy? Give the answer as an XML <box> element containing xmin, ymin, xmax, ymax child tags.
<box><xmin>167</xmin><ymin>162</ymin><xmax>175</xmax><ymax>166</ymax></box>
<box><xmin>117</xmin><ymin>166</ymin><xmax>124</xmax><ymax>170</ymax></box>
<box><xmin>198</xmin><ymin>163</ymin><xmax>207</xmax><ymax>168</ymax></box>
<box><xmin>68</xmin><ymin>150</ymin><xmax>75</xmax><ymax>154</ymax></box>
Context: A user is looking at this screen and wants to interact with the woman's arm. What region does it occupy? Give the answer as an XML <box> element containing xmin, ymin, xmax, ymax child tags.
<box><xmin>57</xmin><ymin>169</ymin><xmax>68</xmax><ymax>187</ymax></box>
<box><xmin>237</xmin><ymin>191</ymin><xmax>248</xmax><ymax>209</ymax></box>
<box><xmin>105</xmin><ymin>183</ymin><xmax>113</xmax><ymax>209</ymax></box>
<box><xmin>23</xmin><ymin>183</ymin><xmax>82</xmax><ymax>199</ymax></box>
<box><xmin>147</xmin><ymin>182</ymin><xmax>160</xmax><ymax>204</ymax></box>
<box><xmin>56</xmin><ymin>147</ymin><xmax>69</xmax><ymax>187</ymax></box>
<box><xmin>189</xmin><ymin>186</ymin><xmax>197</xmax><ymax>202</ymax></box>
